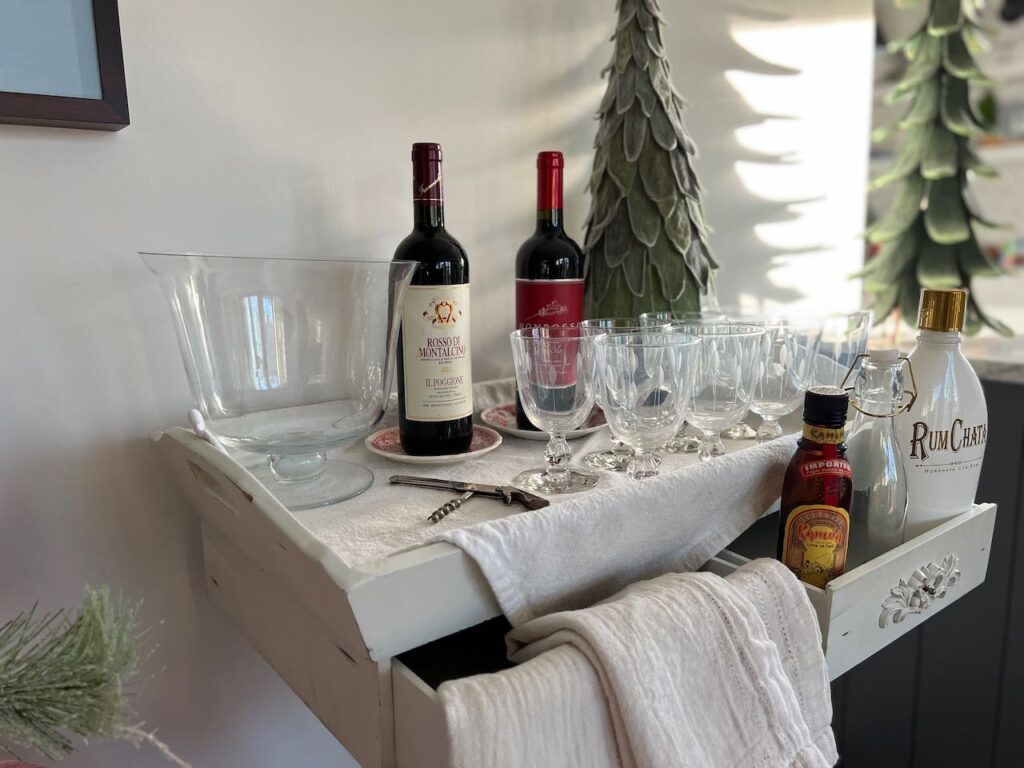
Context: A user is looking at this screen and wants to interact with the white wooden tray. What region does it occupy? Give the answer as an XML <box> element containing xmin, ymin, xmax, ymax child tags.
<box><xmin>707</xmin><ymin>504</ymin><xmax>996</xmax><ymax>679</ymax></box>
<box><xmin>154</xmin><ymin>426</ymin><xmax>996</xmax><ymax>767</ymax></box>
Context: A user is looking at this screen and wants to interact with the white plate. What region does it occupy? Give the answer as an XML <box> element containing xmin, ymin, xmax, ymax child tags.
<box><xmin>480</xmin><ymin>403</ymin><xmax>607</xmax><ymax>441</ymax></box>
<box><xmin>364</xmin><ymin>425</ymin><xmax>502</xmax><ymax>465</ymax></box>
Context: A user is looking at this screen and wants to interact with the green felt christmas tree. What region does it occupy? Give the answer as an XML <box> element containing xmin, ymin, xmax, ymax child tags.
<box><xmin>863</xmin><ymin>0</ymin><xmax>1010</xmax><ymax>335</ymax></box>
<box><xmin>584</xmin><ymin>0</ymin><xmax>717</xmax><ymax>318</ymax></box>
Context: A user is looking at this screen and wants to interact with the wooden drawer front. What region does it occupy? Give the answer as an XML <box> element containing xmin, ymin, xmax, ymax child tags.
<box><xmin>392</xmin><ymin>618</ymin><xmax>511</xmax><ymax>768</ymax></box>
<box><xmin>393</xmin><ymin>660</ymin><xmax>448</xmax><ymax>768</ymax></box>
<box><xmin>711</xmin><ymin>503</ymin><xmax>997</xmax><ymax>679</ymax></box>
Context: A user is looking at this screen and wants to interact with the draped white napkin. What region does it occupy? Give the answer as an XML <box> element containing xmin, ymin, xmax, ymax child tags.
<box><xmin>440</xmin><ymin>559</ymin><xmax>837</xmax><ymax>768</ymax></box>
<box><xmin>441</xmin><ymin>431</ymin><xmax>796</xmax><ymax>625</ymax></box>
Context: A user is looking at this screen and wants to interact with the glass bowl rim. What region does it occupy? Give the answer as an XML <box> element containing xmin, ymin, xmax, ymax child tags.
<box><xmin>140</xmin><ymin>250</ymin><xmax>417</xmax><ymax>268</ymax></box>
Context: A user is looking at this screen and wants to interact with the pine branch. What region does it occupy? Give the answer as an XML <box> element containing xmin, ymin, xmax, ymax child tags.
<box><xmin>0</xmin><ymin>589</ymin><xmax>189</xmax><ymax>767</ymax></box>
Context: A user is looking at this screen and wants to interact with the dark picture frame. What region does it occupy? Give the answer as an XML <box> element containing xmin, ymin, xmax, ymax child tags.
<box><xmin>0</xmin><ymin>0</ymin><xmax>129</xmax><ymax>131</ymax></box>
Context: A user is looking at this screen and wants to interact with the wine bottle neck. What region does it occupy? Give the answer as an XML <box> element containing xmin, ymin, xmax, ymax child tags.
<box><xmin>414</xmin><ymin>203</ymin><xmax>445</xmax><ymax>230</ymax></box>
<box><xmin>536</xmin><ymin>208</ymin><xmax>564</xmax><ymax>232</ymax></box>
<box><xmin>412</xmin><ymin>145</ymin><xmax>445</xmax><ymax>230</ymax></box>
<box><xmin>536</xmin><ymin>151</ymin><xmax>564</xmax><ymax>233</ymax></box>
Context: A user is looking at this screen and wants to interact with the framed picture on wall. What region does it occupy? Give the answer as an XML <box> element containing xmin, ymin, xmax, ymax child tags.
<box><xmin>0</xmin><ymin>0</ymin><xmax>129</xmax><ymax>131</ymax></box>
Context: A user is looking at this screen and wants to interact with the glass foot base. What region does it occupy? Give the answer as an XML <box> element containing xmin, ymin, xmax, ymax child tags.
<box><xmin>724</xmin><ymin>422</ymin><xmax>757</xmax><ymax>440</ymax></box>
<box><xmin>664</xmin><ymin>434</ymin><xmax>701</xmax><ymax>453</ymax></box>
<box><xmin>582</xmin><ymin>450</ymin><xmax>633</xmax><ymax>472</ymax></box>
<box><xmin>514</xmin><ymin>467</ymin><xmax>600</xmax><ymax>494</ymax></box>
<box><xmin>245</xmin><ymin>458</ymin><xmax>374</xmax><ymax>511</ymax></box>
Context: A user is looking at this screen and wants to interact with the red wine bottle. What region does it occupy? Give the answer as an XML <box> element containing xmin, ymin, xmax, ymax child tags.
<box><xmin>393</xmin><ymin>143</ymin><xmax>473</xmax><ymax>455</ymax></box>
<box><xmin>514</xmin><ymin>151</ymin><xmax>585</xmax><ymax>430</ymax></box>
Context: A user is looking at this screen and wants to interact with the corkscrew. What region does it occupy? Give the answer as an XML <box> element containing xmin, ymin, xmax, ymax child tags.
<box><xmin>428</xmin><ymin>491</ymin><xmax>475</xmax><ymax>524</ymax></box>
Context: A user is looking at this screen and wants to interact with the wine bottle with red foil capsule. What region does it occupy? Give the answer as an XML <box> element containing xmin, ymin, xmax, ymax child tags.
<box><xmin>514</xmin><ymin>151</ymin><xmax>585</xmax><ymax>430</ymax></box>
<box><xmin>393</xmin><ymin>143</ymin><xmax>473</xmax><ymax>455</ymax></box>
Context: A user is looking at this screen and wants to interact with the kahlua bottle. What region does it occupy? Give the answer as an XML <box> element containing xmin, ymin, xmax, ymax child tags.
<box><xmin>777</xmin><ymin>386</ymin><xmax>853</xmax><ymax>588</ymax></box>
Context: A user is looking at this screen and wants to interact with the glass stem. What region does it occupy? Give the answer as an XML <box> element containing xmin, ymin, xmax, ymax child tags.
<box><xmin>627</xmin><ymin>449</ymin><xmax>661</xmax><ymax>480</ymax></box>
<box><xmin>610</xmin><ymin>437</ymin><xmax>631</xmax><ymax>456</ymax></box>
<box><xmin>755</xmin><ymin>416</ymin><xmax>784</xmax><ymax>444</ymax></box>
<box><xmin>268</xmin><ymin>451</ymin><xmax>327</xmax><ymax>482</ymax></box>
<box><xmin>545</xmin><ymin>432</ymin><xmax>572</xmax><ymax>485</ymax></box>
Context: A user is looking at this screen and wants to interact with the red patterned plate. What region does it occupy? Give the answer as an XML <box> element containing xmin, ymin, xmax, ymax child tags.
<box><xmin>364</xmin><ymin>424</ymin><xmax>502</xmax><ymax>464</ymax></box>
<box><xmin>480</xmin><ymin>403</ymin><xmax>607</xmax><ymax>441</ymax></box>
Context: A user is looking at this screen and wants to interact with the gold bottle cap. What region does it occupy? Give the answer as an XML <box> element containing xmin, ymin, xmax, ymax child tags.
<box><xmin>918</xmin><ymin>288</ymin><xmax>967</xmax><ymax>333</ymax></box>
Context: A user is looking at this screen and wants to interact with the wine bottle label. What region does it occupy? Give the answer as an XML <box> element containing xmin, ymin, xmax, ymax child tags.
<box><xmin>401</xmin><ymin>284</ymin><xmax>473</xmax><ymax>421</ymax></box>
<box><xmin>515</xmin><ymin>278</ymin><xmax>584</xmax><ymax>329</ymax></box>
<box><xmin>780</xmin><ymin>504</ymin><xmax>850</xmax><ymax>588</ymax></box>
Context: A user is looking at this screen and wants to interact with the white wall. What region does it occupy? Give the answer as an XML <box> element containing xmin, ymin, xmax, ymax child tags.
<box><xmin>0</xmin><ymin>1</ymin><xmax>873</xmax><ymax>766</ymax></box>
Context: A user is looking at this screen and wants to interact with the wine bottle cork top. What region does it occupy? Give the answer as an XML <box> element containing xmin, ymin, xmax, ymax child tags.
<box><xmin>918</xmin><ymin>288</ymin><xmax>967</xmax><ymax>333</ymax></box>
<box><xmin>537</xmin><ymin>151</ymin><xmax>564</xmax><ymax>168</ymax></box>
<box><xmin>411</xmin><ymin>143</ymin><xmax>442</xmax><ymax>160</ymax></box>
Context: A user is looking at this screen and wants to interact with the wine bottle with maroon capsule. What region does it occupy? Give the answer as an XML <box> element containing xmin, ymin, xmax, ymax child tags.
<box><xmin>393</xmin><ymin>143</ymin><xmax>473</xmax><ymax>455</ymax></box>
<box><xmin>514</xmin><ymin>150</ymin><xmax>585</xmax><ymax>430</ymax></box>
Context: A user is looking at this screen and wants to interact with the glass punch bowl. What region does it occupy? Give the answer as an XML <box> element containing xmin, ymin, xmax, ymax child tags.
<box><xmin>143</xmin><ymin>252</ymin><xmax>416</xmax><ymax>510</ymax></box>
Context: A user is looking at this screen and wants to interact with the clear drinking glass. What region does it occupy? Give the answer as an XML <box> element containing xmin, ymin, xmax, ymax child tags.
<box><xmin>745</xmin><ymin>320</ymin><xmax>822</xmax><ymax>443</ymax></box>
<box><xmin>653</xmin><ymin>313</ymin><xmax>731</xmax><ymax>452</ymax></box>
<box><xmin>595</xmin><ymin>332</ymin><xmax>699</xmax><ymax>479</ymax></box>
<box><xmin>817</xmin><ymin>310</ymin><xmax>872</xmax><ymax>386</ymax></box>
<box><xmin>720</xmin><ymin>310</ymin><xmax>776</xmax><ymax>440</ymax></box>
<box><xmin>579</xmin><ymin>318</ymin><xmax>647</xmax><ymax>472</ymax></box>
<box><xmin>673</xmin><ymin>324</ymin><xmax>766</xmax><ymax>461</ymax></box>
<box><xmin>510</xmin><ymin>327</ymin><xmax>603</xmax><ymax>493</ymax></box>
<box><xmin>142</xmin><ymin>252</ymin><xmax>417</xmax><ymax>510</ymax></box>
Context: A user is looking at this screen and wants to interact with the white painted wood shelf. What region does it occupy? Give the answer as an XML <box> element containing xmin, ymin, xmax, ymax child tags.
<box><xmin>155</xmin><ymin>427</ymin><xmax>996</xmax><ymax>768</ymax></box>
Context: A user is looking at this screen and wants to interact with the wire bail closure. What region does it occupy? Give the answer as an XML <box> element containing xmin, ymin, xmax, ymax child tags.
<box><xmin>840</xmin><ymin>352</ymin><xmax>918</xmax><ymax>418</ymax></box>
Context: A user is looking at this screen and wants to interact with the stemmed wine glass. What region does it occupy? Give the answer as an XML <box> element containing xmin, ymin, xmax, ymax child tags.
<box><xmin>579</xmin><ymin>318</ymin><xmax>649</xmax><ymax>471</ymax></box>
<box><xmin>672</xmin><ymin>323</ymin><xmax>766</xmax><ymax>461</ymax></box>
<box><xmin>595</xmin><ymin>332</ymin><xmax>699</xmax><ymax>480</ymax></box>
<box><xmin>640</xmin><ymin>311</ymin><xmax>727</xmax><ymax>453</ymax></box>
<box><xmin>510</xmin><ymin>327</ymin><xmax>603</xmax><ymax>493</ymax></box>
<box><xmin>746</xmin><ymin>320</ymin><xmax>822</xmax><ymax>443</ymax></box>
<box><xmin>817</xmin><ymin>311</ymin><xmax>872</xmax><ymax>386</ymax></box>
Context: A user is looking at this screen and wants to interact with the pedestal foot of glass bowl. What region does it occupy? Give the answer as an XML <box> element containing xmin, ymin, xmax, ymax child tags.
<box><xmin>245</xmin><ymin>458</ymin><xmax>375</xmax><ymax>510</ymax></box>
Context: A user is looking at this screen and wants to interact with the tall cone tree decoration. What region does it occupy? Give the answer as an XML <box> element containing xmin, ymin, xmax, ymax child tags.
<box><xmin>584</xmin><ymin>0</ymin><xmax>717</xmax><ymax>317</ymax></box>
<box><xmin>863</xmin><ymin>0</ymin><xmax>1010</xmax><ymax>335</ymax></box>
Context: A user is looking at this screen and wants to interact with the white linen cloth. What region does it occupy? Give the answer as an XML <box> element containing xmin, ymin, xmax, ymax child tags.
<box><xmin>296</xmin><ymin>379</ymin><xmax>796</xmax><ymax>573</ymax></box>
<box><xmin>440</xmin><ymin>559</ymin><xmax>837</xmax><ymax>768</ymax></box>
<box><xmin>441</xmin><ymin>427</ymin><xmax>795</xmax><ymax>625</ymax></box>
